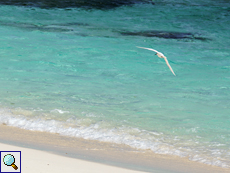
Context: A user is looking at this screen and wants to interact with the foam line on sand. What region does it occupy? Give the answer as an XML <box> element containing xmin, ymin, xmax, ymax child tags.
<box><xmin>0</xmin><ymin>124</ymin><xmax>229</xmax><ymax>173</ymax></box>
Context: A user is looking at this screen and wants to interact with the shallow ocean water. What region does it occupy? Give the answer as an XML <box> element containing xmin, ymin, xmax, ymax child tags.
<box><xmin>0</xmin><ymin>0</ymin><xmax>230</xmax><ymax>168</ymax></box>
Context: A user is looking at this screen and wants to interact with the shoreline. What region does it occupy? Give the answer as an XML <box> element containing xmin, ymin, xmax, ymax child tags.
<box><xmin>0</xmin><ymin>124</ymin><xmax>229</xmax><ymax>173</ymax></box>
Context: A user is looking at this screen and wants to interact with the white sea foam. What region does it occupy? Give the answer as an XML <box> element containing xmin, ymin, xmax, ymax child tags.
<box><xmin>50</xmin><ymin>109</ymin><xmax>70</xmax><ymax>114</ymax></box>
<box><xmin>0</xmin><ymin>107</ymin><xmax>229</xmax><ymax>168</ymax></box>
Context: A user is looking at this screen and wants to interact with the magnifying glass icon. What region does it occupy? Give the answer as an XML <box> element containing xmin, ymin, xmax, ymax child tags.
<box><xmin>3</xmin><ymin>154</ymin><xmax>18</xmax><ymax>170</ymax></box>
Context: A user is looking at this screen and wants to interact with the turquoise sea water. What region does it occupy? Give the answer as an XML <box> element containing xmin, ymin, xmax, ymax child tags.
<box><xmin>0</xmin><ymin>0</ymin><xmax>230</xmax><ymax>168</ymax></box>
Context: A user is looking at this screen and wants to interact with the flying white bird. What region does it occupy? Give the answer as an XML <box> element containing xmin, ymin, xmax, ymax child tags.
<box><xmin>137</xmin><ymin>46</ymin><xmax>176</xmax><ymax>76</ymax></box>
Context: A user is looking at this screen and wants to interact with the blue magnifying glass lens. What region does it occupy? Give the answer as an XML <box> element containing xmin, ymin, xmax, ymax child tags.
<box><xmin>3</xmin><ymin>154</ymin><xmax>15</xmax><ymax>166</ymax></box>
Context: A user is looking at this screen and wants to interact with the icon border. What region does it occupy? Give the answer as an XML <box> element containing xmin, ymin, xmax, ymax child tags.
<box><xmin>0</xmin><ymin>151</ymin><xmax>21</xmax><ymax>173</ymax></box>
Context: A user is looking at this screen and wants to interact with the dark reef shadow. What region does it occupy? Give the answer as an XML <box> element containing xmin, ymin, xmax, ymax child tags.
<box><xmin>0</xmin><ymin>0</ymin><xmax>154</xmax><ymax>10</ymax></box>
<box><xmin>119</xmin><ymin>30</ymin><xmax>210</xmax><ymax>41</ymax></box>
<box><xmin>0</xmin><ymin>21</ymin><xmax>210</xmax><ymax>41</ymax></box>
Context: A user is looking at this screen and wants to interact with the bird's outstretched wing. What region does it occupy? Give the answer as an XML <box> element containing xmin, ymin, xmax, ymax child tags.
<box><xmin>162</xmin><ymin>56</ymin><xmax>176</xmax><ymax>76</ymax></box>
<box><xmin>136</xmin><ymin>46</ymin><xmax>159</xmax><ymax>54</ymax></box>
<box><xmin>137</xmin><ymin>46</ymin><xmax>176</xmax><ymax>76</ymax></box>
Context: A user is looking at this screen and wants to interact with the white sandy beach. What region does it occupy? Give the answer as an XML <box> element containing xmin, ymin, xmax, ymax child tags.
<box><xmin>0</xmin><ymin>142</ymin><xmax>148</xmax><ymax>173</ymax></box>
